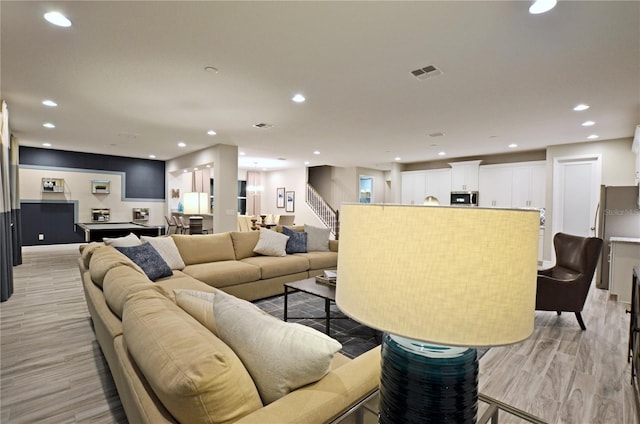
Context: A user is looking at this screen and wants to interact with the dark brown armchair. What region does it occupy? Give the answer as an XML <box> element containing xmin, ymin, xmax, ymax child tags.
<box><xmin>536</xmin><ymin>232</ymin><xmax>603</xmax><ymax>330</ymax></box>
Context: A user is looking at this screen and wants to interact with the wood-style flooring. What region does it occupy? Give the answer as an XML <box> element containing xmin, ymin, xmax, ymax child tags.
<box><xmin>1</xmin><ymin>244</ymin><xmax>638</xmax><ymax>423</ymax></box>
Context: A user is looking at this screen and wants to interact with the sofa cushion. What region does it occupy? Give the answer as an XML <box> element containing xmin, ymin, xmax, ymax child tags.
<box><xmin>103</xmin><ymin>232</ymin><xmax>142</xmax><ymax>247</ymax></box>
<box><xmin>305</xmin><ymin>225</ymin><xmax>331</xmax><ymax>252</ymax></box>
<box><xmin>182</xmin><ymin>260</ymin><xmax>261</xmax><ymax>288</ymax></box>
<box><xmin>282</xmin><ymin>226</ymin><xmax>308</xmax><ymax>254</ymax></box>
<box><xmin>230</xmin><ymin>231</ymin><xmax>260</xmax><ymax>260</ymax></box>
<box><xmin>79</xmin><ymin>241</ymin><xmax>105</xmax><ymax>268</ymax></box>
<box><xmin>253</xmin><ymin>228</ymin><xmax>289</xmax><ymax>257</ymax></box>
<box><xmin>115</xmin><ymin>243</ymin><xmax>173</xmax><ymax>281</ymax></box>
<box><xmin>174</xmin><ymin>289</ymin><xmax>218</xmax><ymax>336</ymax></box>
<box><xmin>171</xmin><ymin>233</ymin><xmax>236</xmax><ymax>265</ymax></box>
<box><xmin>140</xmin><ymin>236</ymin><xmax>185</xmax><ymax>270</ymax></box>
<box><xmin>295</xmin><ymin>251</ymin><xmax>338</xmax><ymax>271</ymax></box>
<box><xmin>89</xmin><ymin>246</ymin><xmax>145</xmax><ymax>288</ymax></box>
<box><xmin>123</xmin><ymin>288</ymin><xmax>263</xmax><ymax>424</ymax></box>
<box><xmin>213</xmin><ymin>290</ymin><xmax>342</xmax><ymax>404</ymax></box>
<box><xmin>240</xmin><ymin>255</ymin><xmax>310</xmax><ymax>280</ymax></box>
<box><xmin>103</xmin><ymin>265</ymin><xmax>155</xmax><ymax>318</ymax></box>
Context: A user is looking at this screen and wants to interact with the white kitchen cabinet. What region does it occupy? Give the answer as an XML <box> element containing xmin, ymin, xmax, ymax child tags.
<box><xmin>449</xmin><ymin>160</ymin><xmax>481</xmax><ymax>191</ymax></box>
<box><xmin>478</xmin><ymin>165</ymin><xmax>513</xmax><ymax>208</ymax></box>
<box><xmin>401</xmin><ymin>171</ymin><xmax>426</xmax><ymax>205</ymax></box>
<box><xmin>609</xmin><ymin>237</ymin><xmax>640</xmax><ymax>304</ymax></box>
<box><xmin>425</xmin><ymin>169</ymin><xmax>451</xmax><ymax>206</ymax></box>
<box><xmin>402</xmin><ymin>169</ymin><xmax>451</xmax><ymax>205</ymax></box>
<box><xmin>511</xmin><ymin>162</ymin><xmax>546</xmax><ymax>208</ymax></box>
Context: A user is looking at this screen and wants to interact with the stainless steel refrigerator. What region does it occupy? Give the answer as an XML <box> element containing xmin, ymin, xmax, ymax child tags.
<box><xmin>596</xmin><ymin>185</ymin><xmax>640</xmax><ymax>289</ymax></box>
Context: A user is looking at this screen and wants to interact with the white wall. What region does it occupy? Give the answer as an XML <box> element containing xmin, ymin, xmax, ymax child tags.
<box><xmin>263</xmin><ymin>167</ymin><xmax>324</xmax><ymax>227</ymax></box>
<box><xmin>20</xmin><ymin>167</ymin><xmax>165</xmax><ymax>225</ymax></box>
<box><xmin>543</xmin><ymin>137</ymin><xmax>636</xmax><ymax>258</ymax></box>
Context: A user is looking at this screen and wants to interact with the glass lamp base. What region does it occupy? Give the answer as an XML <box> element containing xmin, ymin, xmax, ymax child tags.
<box><xmin>379</xmin><ymin>334</ymin><xmax>478</xmax><ymax>424</ymax></box>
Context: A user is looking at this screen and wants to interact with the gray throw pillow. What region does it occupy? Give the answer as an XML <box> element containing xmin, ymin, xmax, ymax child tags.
<box><xmin>282</xmin><ymin>226</ymin><xmax>307</xmax><ymax>254</ymax></box>
<box><xmin>115</xmin><ymin>243</ymin><xmax>173</xmax><ymax>281</ymax></box>
<box><xmin>304</xmin><ymin>224</ymin><xmax>330</xmax><ymax>252</ymax></box>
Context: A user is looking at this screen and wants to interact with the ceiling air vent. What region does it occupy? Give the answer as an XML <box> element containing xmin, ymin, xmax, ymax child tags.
<box><xmin>253</xmin><ymin>122</ymin><xmax>273</xmax><ymax>129</ymax></box>
<box><xmin>411</xmin><ymin>65</ymin><xmax>443</xmax><ymax>81</ymax></box>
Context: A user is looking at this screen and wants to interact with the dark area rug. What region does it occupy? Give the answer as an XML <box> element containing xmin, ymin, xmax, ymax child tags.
<box><xmin>254</xmin><ymin>291</ymin><xmax>380</xmax><ymax>358</ymax></box>
<box><xmin>254</xmin><ymin>291</ymin><xmax>488</xmax><ymax>360</ymax></box>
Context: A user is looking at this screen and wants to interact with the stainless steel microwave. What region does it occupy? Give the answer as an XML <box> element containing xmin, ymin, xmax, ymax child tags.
<box><xmin>451</xmin><ymin>191</ymin><xmax>479</xmax><ymax>206</ymax></box>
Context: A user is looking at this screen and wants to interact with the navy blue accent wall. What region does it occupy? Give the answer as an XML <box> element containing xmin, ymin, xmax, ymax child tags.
<box><xmin>20</xmin><ymin>146</ymin><xmax>165</xmax><ymax>199</ymax></box>
<box><xmin>21</xmin><ymin>203</ymin><xmax>84</xmax><ymax>245</ymax></box>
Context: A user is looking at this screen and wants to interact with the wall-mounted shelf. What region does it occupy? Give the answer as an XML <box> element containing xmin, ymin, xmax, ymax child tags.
<box><xmin>91</xmin><ymin>208</ymin><xmax>110</xmax><ymax>222</ymax></box>
<box><xmin>91</xmin><ymin>180</ymin><xmax>110</xmax><ymax>194</ymax></box>
<box><xmin>42</xmin><ymin>178</ymin><xmax>65</xmax><ymax>193</ymax></box>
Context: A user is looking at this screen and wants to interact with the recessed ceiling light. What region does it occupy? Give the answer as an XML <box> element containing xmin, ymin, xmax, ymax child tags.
<box><xmin>42</xmin><ymin>100</ymin><xmax>57</xmax><ymax>107</ymax></box>
<box><xmin>313</xmin><ymin>150</ymin><xmax>320</xmax><ymax>155</ymax></box>
<box><xmin>207</xmin><ymin>130</ymin><xmax>216</xmax><ymax>136</ymax></box>
<box><xmin>438</xmin><ymin>151</ymin><xmax>446</xmax><ymax>156</ymax></box>
<box><xmin>262</xmin><ymin>167</ymin><xmax>267</xmax><ymax>171</ymax></box>
<box><xmin>587</xmin><ymin>134</ymin><xmax>599</xmax><ymax>139</ymax></box>
<box><xmin>204</xmin><ymin>66</ymin><xmax>219</xmax><ymax>73</ymax></box>
<box><xmin>395</xmin><ymin>157</ymin><xmax>401</xmax><ymax>161</ymax></box>
<box><xmin>581</xmin><ymin>121</ymin><xmax>595</xmax><ymax>127</ymax></box>
<box><xmin>292</xmin><ymin>94</ymin><xmax>306</xmax><ymax>103</ymax></box>
<box><xmin>429</xmin><ymin>132</ymin><xmax>445</xmax><ymax>138</ymax></box>
<box><xmin>43</xmin><ymin>122</ymin><xmax>55</xmax><ymax>128</ymax></box>
<box><xmin>183</xmin><ymin>169</ymin><xmax>188</xmax><ymax>173</ymax></box>
<box><xmin>508</xmin><ymin>143</ymin><xmax>518</xmax><ymax>148</ymax></box>
<box><xmin>304</xmin><ymin>161</ymin><xmax>310</xmax><ymax>165</ymax></box>
<box><xmin>149</xmin><ymin>154</ymin><xmax>156</xmax><ymax>159</ymax></box>
<box><xmin>239</xmin><ymin>151</ymin><xmax>246</xmax><ymax>156</ymax></box>
<box><xmin>206</xmin><ymin>164</ymin><xmax>211</xmax><ymax>168</ymax></box>
<box><xmin>177</xmin><ymin>141</ymin><xmax>186</xmax><ymax>147</ymax></box>
<box><xmin>529</xmin><ymin>0</ymin><xmax>557</xmax><ymax>15</ymax></box>
<box><xmin>573</xmin><ymin>104</ymin><xmax>590</xmax><ymax>111</ymax></box>
<box><xmin>42</xmin><ymin>142</ymin><xmax>52</xmax><ymax>147</ymax></box>
<box><xmin>44</xmin><ymin>11</ymin><xmax>72</xmax><ymax>27</ymax></box>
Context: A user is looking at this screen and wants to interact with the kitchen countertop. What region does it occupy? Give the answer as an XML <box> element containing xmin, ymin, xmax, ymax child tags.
<box><xmin>610</xmin><ymin>237</ymin><xmax>640</xmax><ymax>244</ymax></box>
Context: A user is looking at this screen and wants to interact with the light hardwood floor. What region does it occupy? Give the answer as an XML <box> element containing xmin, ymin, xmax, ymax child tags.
<box><xmin>1</xmin><ymin>244</ymin><xmax>638</xmax><ymax>423</ymax></box>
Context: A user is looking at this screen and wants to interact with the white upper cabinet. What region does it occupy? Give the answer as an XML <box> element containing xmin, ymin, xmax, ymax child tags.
<box><xmin>449</xmin><ymin>160</ymin><xmax>481</xmax><ymax>191</ymax></box>
<box><xmin>401</xmin><ymin>169</ymin><xmax>451</xmax><ymax>205</ymax></box>
<box><xmin>425</xmin><ymin>169</ymin><xmax>452</xmax><ymax>206</ymax></box>
<box><xmin>478</xmin><ymin>165</ymin><xmax>513</xmax><ymax>208</ymax></box>
<box><xmin>511</xmin><ymin>163</ymin><xmax>546</xmax><ymax>208</ymax></box>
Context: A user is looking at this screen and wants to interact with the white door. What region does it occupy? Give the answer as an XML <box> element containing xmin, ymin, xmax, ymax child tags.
<box><xmin>552</xmin><ymin>155</ymin><xmax>601</xmax><ymax>239</ymax></box>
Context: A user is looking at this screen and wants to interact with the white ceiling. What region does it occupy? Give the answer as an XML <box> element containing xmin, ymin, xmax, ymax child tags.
<box><xmin>1</xmin><ymin>1</ymin><xmax>638</xmax><ymax>171</ymax></box>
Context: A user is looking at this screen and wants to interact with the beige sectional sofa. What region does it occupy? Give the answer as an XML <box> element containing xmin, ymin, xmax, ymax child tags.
<box><xmin>78</xmin><ymin>229</ymin><xmax>381</xmax><ymax>424</ymax></box>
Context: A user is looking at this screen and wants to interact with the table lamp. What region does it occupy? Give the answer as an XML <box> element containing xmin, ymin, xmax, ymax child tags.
<box><xmin>336</xmin><ymin>204</ymin><xmax>540</xmax><ymax>423</ymax></box>
<box><xmin>183</xmin><ymin>192</ymin><xmax>209</xmax><ymax>234</ymax></box>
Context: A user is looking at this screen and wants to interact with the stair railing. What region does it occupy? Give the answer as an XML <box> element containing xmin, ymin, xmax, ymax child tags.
<box><xmin>306</xmin><ymin>183</ymin><xmax>339</xmax><ymax>239</ymax></box>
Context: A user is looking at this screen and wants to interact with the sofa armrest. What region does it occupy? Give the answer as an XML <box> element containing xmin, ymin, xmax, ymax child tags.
<box><xmin>235</xmin><ymin>346</ymin><xmax>380</xmax><ymax>424</ymax></box>
<box><xmin>329</xmin><ymin>240</ymin><xmax>339</xmax><ymax>252</ymax></box>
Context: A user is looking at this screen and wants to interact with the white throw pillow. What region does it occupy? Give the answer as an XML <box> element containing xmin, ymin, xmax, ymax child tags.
<box><xmin>213</xmin><ymin>289</ymin><xmax>342</xmax><ymax>404</ymax></box>
<box><xmin>253</xmin><ymin>228</ymin><xmax>289</xmax><ymax>257</ymax></box>
<box><xmin>141</xmin><ymin>236</ymin><xmax>186</xmax><ymax>270</ymax></box>
<box><xmin>174</xmin><ymin>289</ymin><xmax>218</xmax><ymax>335</ymax></box>
<box><xmin>304</xmin><ymin>225</ymin><xmax>330</xmax><ymax>252</ymax></box>
<box><xmin>103</xmin><ymin>232</ymin><xmax>141</xmax><ymax>247</ymax></box>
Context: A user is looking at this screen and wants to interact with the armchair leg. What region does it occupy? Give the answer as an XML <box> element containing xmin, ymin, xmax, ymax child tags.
<box><xmin>556</xmin><ymin>311</ymin><xmax>561</xmax><ymax>316</ymax></box>
<box><xmin>575</xmin><ymin>312</ymin><xmax>586</xmax><ymax>331</ymax></box>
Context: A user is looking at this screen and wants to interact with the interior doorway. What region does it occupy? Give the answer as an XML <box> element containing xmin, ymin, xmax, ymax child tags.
<box><xmin>359</xmin><ymin>176</ymin><xmax>373</xmax><ymax>204</ymax></box>
<box><xmin>551</xmin><ymin>154</ymin><xmax>602</xmax><ymax>239</ymax></box>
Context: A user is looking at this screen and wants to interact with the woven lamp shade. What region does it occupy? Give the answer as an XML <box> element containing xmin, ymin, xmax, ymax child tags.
<box><xmin>336</xmin><ymin>204</ymin><xmax>540</xmax><ymax>347</ymax></box>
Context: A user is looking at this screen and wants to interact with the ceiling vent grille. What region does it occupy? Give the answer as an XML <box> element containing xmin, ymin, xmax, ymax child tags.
<box><xmin>411</xmin><ymin>65</ymin><xmax>443</xmax><ymax>80</ymax></box>
<box><xmin>253</xmin><ymin>122</ymin><xmax>273</xmax><ymax>129</ymax></box>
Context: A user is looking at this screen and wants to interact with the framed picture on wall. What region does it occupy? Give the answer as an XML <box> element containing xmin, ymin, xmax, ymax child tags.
<box><xmin>277</xmin><ymin>187</ymin><xmax>285</xmax><ymax>208</ymax></box>
<box><xmin>285</xmin><ymin>191</ymin><xmax>295</xmax><ymax>212</ymax></box>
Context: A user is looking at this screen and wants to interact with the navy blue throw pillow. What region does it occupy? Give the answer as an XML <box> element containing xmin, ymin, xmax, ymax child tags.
<box><xmin>282</xmin><ymin>226</ymin><xmax>308</xmax><ymax>254</ymax></box>
<box><xmin>115</xmin><ymin>243</ymin><xmax>173</xmax><ymax>281</ymax></box>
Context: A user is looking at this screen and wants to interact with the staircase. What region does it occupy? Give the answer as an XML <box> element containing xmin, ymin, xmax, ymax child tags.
<box><xmin>306</xmin><ymin>183</ymin><xmax>339</xmax><ymax>239</ymax></box>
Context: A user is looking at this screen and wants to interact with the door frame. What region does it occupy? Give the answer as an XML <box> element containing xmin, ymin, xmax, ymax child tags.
<box><xmin>551</xmin><ymin>154</ymin><xmax>602</xmax><ymax>243</ymax></box>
